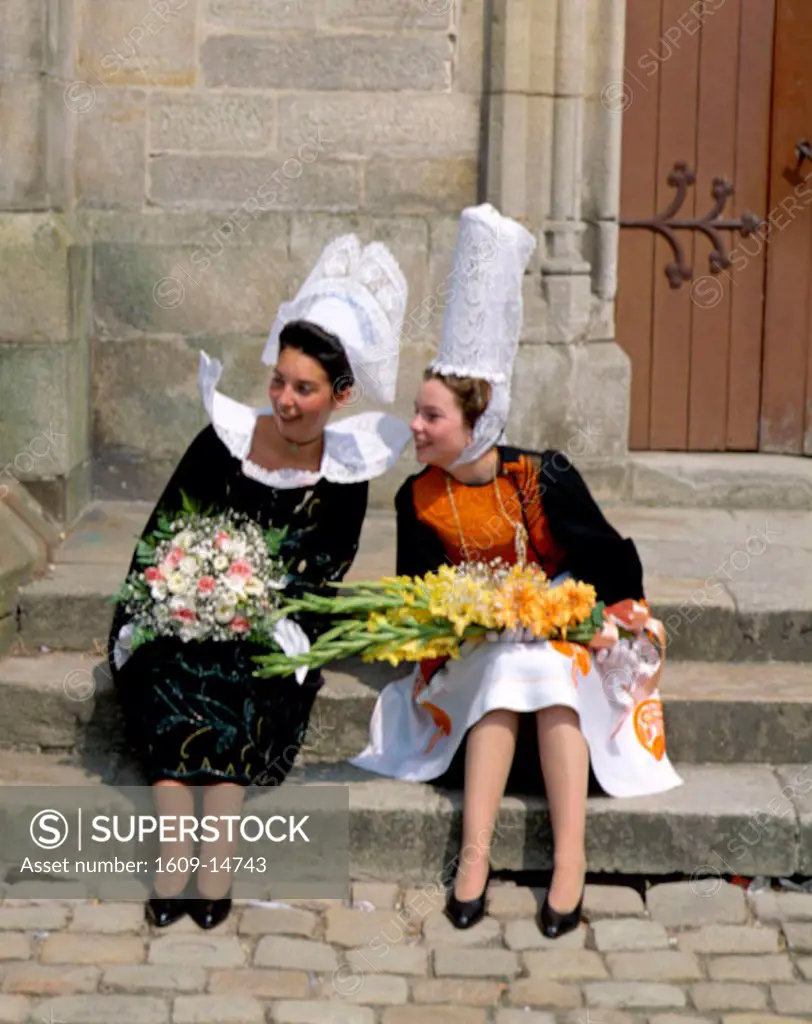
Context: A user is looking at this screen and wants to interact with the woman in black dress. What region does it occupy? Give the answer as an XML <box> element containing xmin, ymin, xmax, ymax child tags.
<box><xmin>108</xmin><ymin>235</ymin><xmax>409</xmax><ymax>929</ymax></box>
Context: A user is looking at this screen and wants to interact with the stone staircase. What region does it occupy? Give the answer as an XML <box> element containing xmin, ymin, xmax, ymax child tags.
<box><xmin>1</xmin><ymin>491</ymin><xmax>812</xmax><ymax>884</ymax></box>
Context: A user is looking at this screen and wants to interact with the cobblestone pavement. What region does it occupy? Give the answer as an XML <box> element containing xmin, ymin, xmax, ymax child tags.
<box><xmin>1</xmin><ymin>879</ymin><xmax>812</xmax><ymax>1023</ymax></box>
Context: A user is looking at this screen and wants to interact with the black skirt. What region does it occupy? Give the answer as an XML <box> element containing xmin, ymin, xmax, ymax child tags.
<box><xmin>114</xmin><ymin>637</ymin><xmax>321</xmax><ymax>786</ymax></box>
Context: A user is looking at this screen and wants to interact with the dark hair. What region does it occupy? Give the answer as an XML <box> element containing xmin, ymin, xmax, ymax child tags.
<box><xmin>278</xmin><ymin>320</ymin><xmax>354</xmax><ymax>392</ymax></box>
<box><xmin>423</xmin><ymin>369</ymin><xmax>492</xmax><ymax>430</ymax></box>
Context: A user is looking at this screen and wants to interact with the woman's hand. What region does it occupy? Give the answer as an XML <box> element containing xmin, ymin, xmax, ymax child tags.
<box><xmin>588</xmin><ymin>621</ymin><xmax>620</xmax><ymax>651</ymax></box>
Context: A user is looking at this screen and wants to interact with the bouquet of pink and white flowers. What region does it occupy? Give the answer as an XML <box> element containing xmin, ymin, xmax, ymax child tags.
<box><xmin>115</xmin><ymin>495</ymin><xmax>291</xmax><ymax>652</ymax></box>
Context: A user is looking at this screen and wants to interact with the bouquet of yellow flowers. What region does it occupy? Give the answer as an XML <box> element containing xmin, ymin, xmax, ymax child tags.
<box><xmin>252</xmin><ymin>559</ymin><xmax>604</xmax><ymax>678</ymax></box>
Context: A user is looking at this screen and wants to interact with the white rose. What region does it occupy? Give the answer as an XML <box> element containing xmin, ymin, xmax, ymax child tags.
<box><xmin>150</xmin><ymin>582</ymin><xmax>168</xmax><ymax>601</ymax></box>
<box><xmin>229</xmin><ymin>539</ymin><xmax>247</xmax><ymax>559</ymax></box>
<box><xmin>179</xmin><ymin>555</ymin><xmax>198</xmax><ymax>576</ymax></box>
<box><xmin>223</xmin><ymin>575</ymin><xmax>246</xmax><ymax>594</ymax></box>
<box><xmin>214</xmin><ymin>603</ymin><xmax>235</xmax><ymax>624</ymax></box>
<box><xmin>243</xmin><ymin>577</ymin><xmax>264</xmax><ymax>597</ymax></box>
<box><xmin>174</xmin><ymin>530</ymin><xmax>194</xmax><ymax>549</ymax></box>
<box><xmin>213</xmin><ymin>554</ymin><xmax>229</xmax><ymax>572</ymax></box>
<box><xmin>166</xmin><ymin>572</ymin><xmax>188</xmax><ymax>594</ymax></box>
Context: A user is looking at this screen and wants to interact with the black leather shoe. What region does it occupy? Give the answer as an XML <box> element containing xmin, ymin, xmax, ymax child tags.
<box><xmin>145</xmin><ymin>894</ymin><xmax>187</xmax><ymax>928</ymax></box>
<box><xmin>538</xmin><ymin>889</ymin><xmax>584</xmax><ymax>939</ymax></box>
<box><xmin>187</xmin><ymin>881</ymin><xmax>233</xmax><ymax>930</ymax></box>
<box><xmin>444</xmin><ymin>872</ymin><xmax>490</xmax><ymax>930</ymax></box>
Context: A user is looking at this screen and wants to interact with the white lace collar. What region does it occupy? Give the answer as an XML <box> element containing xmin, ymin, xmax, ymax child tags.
<box><xmin>198</xmin><ymin>351</ymin><xmax>411</xmax><ymax>489</ymax></box>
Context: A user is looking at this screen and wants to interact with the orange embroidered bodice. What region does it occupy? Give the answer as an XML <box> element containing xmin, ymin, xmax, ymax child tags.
<box><xmin>411</xmin><ymin>451</ymin><xmax>566</xmax><ymax>576</ymax></box>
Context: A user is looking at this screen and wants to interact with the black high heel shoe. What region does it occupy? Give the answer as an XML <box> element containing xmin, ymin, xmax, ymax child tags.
<box><xmin>187</xmin><ymin>878</ymin><xmax>233</xmax><ymax>930</ymax></box>
<box><xmin>145</xmin><ymin>891</ymin><xmax>188</xmax><ymax>928</ymax></box>
<box><xmin>538</xmin><ymin>889</ymin><xmax>584</xmax><ymax>939</ymax></box>
<box><xmin>444</xmin><ymin>869</ymin><xmax>491</xmax><ymax>930</ymax></box>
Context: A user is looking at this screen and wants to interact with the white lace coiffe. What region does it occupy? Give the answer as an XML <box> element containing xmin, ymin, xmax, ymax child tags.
<box><xmin>198</xmin><ymin>351</ymin><xmax>411</xmax><ymax>489</ymax></box>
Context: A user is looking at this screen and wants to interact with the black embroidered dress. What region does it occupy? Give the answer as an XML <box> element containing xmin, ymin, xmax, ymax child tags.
<box><xmin>108</xmin><ymin>423</ymin><xmax>368</xmax><ymax>787</ymax></box>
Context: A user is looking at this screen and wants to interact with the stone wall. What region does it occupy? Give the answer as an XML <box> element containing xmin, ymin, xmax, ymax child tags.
<box><xmin>0</xmin><ymin>0</ymin><xmax>632</xmax><ymax>518</ymax></box>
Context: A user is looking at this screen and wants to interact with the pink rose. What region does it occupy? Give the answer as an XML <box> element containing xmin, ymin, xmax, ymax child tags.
<box><xmin>229</xmin><ymin>616</ymin><xmax>251</xmax><ymax>633</ymax></box>
<box><xmin>197</xmin><ymin>576</ymin><xmax>216</xmax><ymax>594</ymax></box>
<box><xmin>228</xmin><ymin>559</ymin><xmax>253</xmax><ymax>578</ymax></box>
<box><xmin>215</xmin><ymin>531</ymin><xmax>230</xmax><ymax>550</ymax></box>
<box><xmin>171</xmin><ymin>608</ymin><xmax>197</xmax><ymax>623</ymax></box>
<box><xmin>164</xmin><ymin>548</ymin><xmax>183</xmax><ymax>569</ymax></box>
<box><xmin>144</xmin><ymin>566</ymin><xmax>163</xmax><ymax>582</ymax></box>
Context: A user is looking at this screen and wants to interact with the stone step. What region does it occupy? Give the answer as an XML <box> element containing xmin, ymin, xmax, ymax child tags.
<box><xmin>0</xmin><ymin>749</ymin><xmax>806</xmax><ymax>882</ymax></box>
<box><xmin>13</xmin><ymin>503</ymin><xmax>812</xmax><ymax>662</ymax></box>
<box><xmin>1</xmin><ymin>651</ymin><xmax>810</xmax><ymax>766</ymax></box>
<box><xmin>15</xmin><ymin>559</ymin><xmax>812</xmax><ymax>664</ymax></box>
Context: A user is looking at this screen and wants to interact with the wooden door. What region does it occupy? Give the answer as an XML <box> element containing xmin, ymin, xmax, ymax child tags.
<box><xmin>617</xmin><ymin>0</ymin><xmax>775</xmax><ymax>451</ymax></box>
<box><xmin>760</xmin><ymin>0</ymin><xmax>812</xmax><ymax>454</ymax></box>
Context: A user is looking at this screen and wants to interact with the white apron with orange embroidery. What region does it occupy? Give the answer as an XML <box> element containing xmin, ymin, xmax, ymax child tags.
<box><xmin>349</xmin><ymin>578</ymin><xmax>684</xmax><ymax>798</ymax></box>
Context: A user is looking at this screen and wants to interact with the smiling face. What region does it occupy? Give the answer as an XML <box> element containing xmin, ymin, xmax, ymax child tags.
<box><xmin>268</xmin><ymin>346</ymin><xmax>348</xmax><ymax>443</ymax></box>
<box><xmin>410</xmin><ymin>378</ymin><xmax>472</xmax><ymax>467</ymax></box>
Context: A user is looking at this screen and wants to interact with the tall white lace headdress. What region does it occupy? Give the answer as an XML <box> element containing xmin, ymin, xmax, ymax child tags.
<box><xmin>429</xmin><ymin>203</ymin><xmax>536</xmax><ymax>465</ymax></box>
<box><xmin>263</xmin><ymin>234</ymin><xmax>407</xmax><ymax>404</ymax></box>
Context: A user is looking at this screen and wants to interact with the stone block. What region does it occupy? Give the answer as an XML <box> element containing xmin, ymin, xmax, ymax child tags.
<box><xmin>434</xmin><ymin>948</ymin><xmax>520</xmax><ymax>978</ymax></box>
<box><xmin>508</xmin><ymin>340</ymin><xmax>630</xmax><ymax>459</ymax></box>
<box><xmin>274</xmin><ymin>1002</ymin><xmax>375</xmax><ymax>1023</ymax></box>
<box><xmin>583</xmin><ymin>884</ymin><xmax>646</xmax><ymax>918</ymax></box>
<box><xmin>78</xmin><ymin>0</ymin><xmax>197</xmax><ymax>87</ymax></box>
<box><xmin>522</xmin><ymin>949</ymin><xmax>608</xmax><ymax>980</ymax></box>
<box><xmin>44</xmin><ymin>77</ymin><xmax>77</xmax><ymax>211</ymax></box>
<box><xmin>485</xmin><ymin>883</ymin><xmax>541</xmax><ymax>918</ymax></box>
<box><xmin>691</xmin><ymin>985</ymin><xmax>768</xmax><ymax>1011</ymax></box>
<box><xmin>0</xmin><ymin>0</ymin><xmax>45</xmax><ymax>72</ymax></box>
<box><xmin>351</xmin><ymin>882</ymin><xmax>400</xmax><ymax>909</ymax></box>
<box><xmin>172</xmin><ymin>996</ymin><xmax>265</xmax><ymax>1023</ymax></box>
<box><xmin>0</xmin><ymin>964</ymin><xmax>98</xmax><ymax>994</ymax></box>
<box><xmin>677</xmin><ymin>925</ymin><xmax>781</xmax><ymax>954</ymax></box>
<box><xmin>771</xmin><ymin>984</ymin><xmax>812</xmax><ymax>1015</ymax></box>
<box><xmin>69</xmin><ymin>902</ymin><xmax>144</xmax><ymax>933</ymax></box>
<box><xmin>93</xmin><ymin>232</ymin><xmax>289</xmax><ymax>340</ymax></box>
<box><xmin>707</xmin><ymin>956</ymin><xmax>795</xmax><ymax>983</ymax></box>
<box><xmin>91</xmin><ymin>336</ymin><xmax>263</xmax><ymax>486</ymax></box>
<box><xmin>31</xmin><ymin>996</ymin><xmax>168</xmax><ymax>1024</ymax></box>
<box><xmin>0</xmin><ymin>934</ymin><xmax>30</xmax><ymax>960</ymax></box>
<box><xmin>382</xmin><ymin>1010</ymin><xmax>485</xmax><ymax>1024</ymax></box>
<box><xmin>584</xmin><ymin>983</ymin><xmax>687</xmax><ymax>1009</ymax></box>
<box><xmin>411</xmin><ymin>979</ymin><xmax>504</xmax><ymax>1004</ymax></box>
<box><xmin>203</xmin><ymin>0</ymin><xmax>317</xmax><ymax>30</ymax></box>
<box><xmin>238</xmin><ymin>907</ymin><xmax>317</xmax><ymax>936</ymax></box>
<box><xmin>320</xmin><ymin>0</ymin><xmax>456</xmax><ymax>30</ymax></box>
<box><xmin>364</xmin><ymin>159</ymin><xmax>478</xmax><ymax>215</ymax></box>
<box><xmin>344</xmin><ymin>944</ymin><xmax>428</xmax><ymax>977</ymax></box>
<box><xmin>202</xmin><ymin>34</ymin><xmax>450</xmax><ymax>91</ymax></box>
<box><xmin>504</xmin><ymin>918</ymin><xmax>587</xmax><ymax>950</ymax></box>
<box><xmin>421</xmin><ymin>908</ymin><xmax>502</xmax><ymax>946</ymax></box>
<box><xmin>506</xmin><ymin>978</ymin><xmax>582</xmax><ymax>1008</ymax></box>
<box><xmin>149</xmin><ymin>154</ymin><xmax>361</xmax><ymax>212</ymax></box>
<box><xmin>647</xmin><ymin>881</ymin><xmax>748</xmax><ymax>928</ymax></box>
<box><xmin>254</xmin><ymin>936</ymin><xmax>337</xmax><ymax>972</ymax></box>
<box><xmin>208</xmin><ymin>968</ymin><xmax>310</xmax><ymax>997</ymax></box>
<box><xmin>456</xmin><ymin>0</ymin><xmax>487</xmax><ymax>94</ymax></box>
<box><xmin>0</xmin><ymin>997</ymin><xmax>29</xmax><ymax>1024</ymax></box>
<box><xmin>320</xmin><ymin>973</ymin><xmax>409</xmax><ymax>1004</ymax></box>
<box><xmin>76</xmin><ymin>89</ymin><xmax>146</xmax><ymax>209</ymax></box>
<box><xmin>148</xmin><ymin>935</ymin><xmax>247</xmax><ymax>967</ymax></box>
<box><xmin>149</xmin><ymin>92</ymin><xmax>276</xmax><ymax>153</ymax></box>
<box><xmin>102</xmin><ymin>965</ymin><xmax>207</xmax><ymax>992</ymax></box>
<box><xmin>278</xmin><ymin>93</ymin><xmax>478</xmax><ymax>159</ymax></box>
<box><xmin>0</xmin><ymin>213</ymin><xmax>89</xmax><ymax>345</ymax></box>
<box><xmin>606</xmin><ymin>951</ymin><xmax>703</xmax><ymax>981</ymax></box>
<box><xmin>0</xmin><ymin>343</ymin><xmax>90</xmax><ymax>480</ymax></box>
<box><xmin>40</xmin><ymin>934</ymin><xmax>146</xmax><ymax>964</ymax></box>
<box><xmin>0</xmin><ymin>75</ymin><xmax>46</xmax><ymax>208</ymax></box>
<box><xmin>325</xmin><ymin>908</ymin><xmax>408</xmax><ymax>948</ymax></box>
<box><xmin>592</xmin><ymin>919</ymin><xmax>669</xmax><ymax>952</ymax></box>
